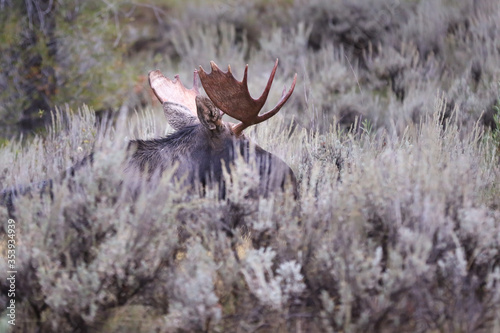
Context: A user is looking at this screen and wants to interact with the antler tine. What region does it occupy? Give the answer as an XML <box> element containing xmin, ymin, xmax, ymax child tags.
<box><xmin>198</xmin><ymin>59</ymin><xmax>295</xmax><ymax>136</ymax></box>
<box><xmin>192</xmin><ymin>70</ymin><xmax>200</xmax><ymax>94</ymax></box>
<box><xmin>256</xmin><ymin>58</ymin><xmax>278</xmax><ymax>106</ymax></box>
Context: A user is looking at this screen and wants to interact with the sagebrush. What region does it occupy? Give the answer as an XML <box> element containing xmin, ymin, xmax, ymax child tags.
<box><xmin>1</xmin><ymin>0</ymin><xmax>500</xmax><ymax>332</ymax></box>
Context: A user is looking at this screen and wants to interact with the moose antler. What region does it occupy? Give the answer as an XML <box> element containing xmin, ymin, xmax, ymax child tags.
<box><xmin>148</xmin><ymin>70</ymin><xmax>200</xmax><ymax>115</ymax></box>
<box><xmin>197</xmin><ymin>59</ymin><xmax>297</xmax><ymax>136</ymax></box>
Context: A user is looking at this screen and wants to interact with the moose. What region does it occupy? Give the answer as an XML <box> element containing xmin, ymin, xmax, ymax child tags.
<box><xmin>1</xmin><ymin>59</ymin><xmax>297</xmax><ymax>215</ymax></box>
<box><xmin>126</xmin><ymin>59</ymin><xmax>298</xmax><ymax>197</ymax></box>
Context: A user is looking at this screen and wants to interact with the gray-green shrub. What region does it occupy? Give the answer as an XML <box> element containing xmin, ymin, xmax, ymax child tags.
<box><xmin>1</xmin><ymin>93</ymin><xmax>499</xmax><ymax>331</ymax></box>
<box><xmin>1</xmin><ymin>0</ymin><xmax>500</xmax><ymax>331</ymax></box>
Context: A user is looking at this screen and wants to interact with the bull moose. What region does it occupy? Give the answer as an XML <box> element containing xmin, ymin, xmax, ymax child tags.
<box><xmin>1</xmin><ymin>59</ymin><xmax>297</xmax><ymax>215</ymax></box>
<box><xmin>126</xmin><ymin>59</ymin><xmax>298</xmax><ymax>197</ymax></box>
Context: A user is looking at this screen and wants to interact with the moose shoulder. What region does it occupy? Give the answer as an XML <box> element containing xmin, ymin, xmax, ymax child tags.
<box><xmin>126</xmin><ymin>59</ymin><xmax>298</xmax><ymax>197</ymax></box>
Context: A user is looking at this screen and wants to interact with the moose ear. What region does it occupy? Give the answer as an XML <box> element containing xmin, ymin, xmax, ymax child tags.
<box><xmin>196</xmin><ymin>95</ymin><xmax>223</xmax><ymax>131</ymax></box>
<box><xmin>163</xmin><ymin>102</ymin><xmax>199</xmax><ymax>130</ymax></box>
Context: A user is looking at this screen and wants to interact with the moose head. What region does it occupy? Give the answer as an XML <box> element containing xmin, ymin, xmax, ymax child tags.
<box><xmin>127</xmin><ymin>59</ymin><xmax>297</xmax><ymax>197</ymax></box>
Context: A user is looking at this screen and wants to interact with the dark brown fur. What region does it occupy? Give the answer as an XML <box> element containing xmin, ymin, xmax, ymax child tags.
<box><xmin>126</xmin><ymin>96</ymin><xmax>297</xmax><ymax>197</ymax></box>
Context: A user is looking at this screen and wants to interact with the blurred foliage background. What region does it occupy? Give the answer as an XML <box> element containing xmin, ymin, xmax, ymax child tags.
<box><xmin>1</xmin><ymin>0</ymin><xmax>499</xmax><ymax>139</ymax></box>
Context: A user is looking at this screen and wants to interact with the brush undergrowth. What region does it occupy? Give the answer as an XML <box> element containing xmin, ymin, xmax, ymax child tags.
<box><xmin>1</xmin><ymin>0</ymin><xmax>500</xmax><ymax>332</ymax></box>
<box><xmin>0</xmin><ymin>97</ymin><xmax>499</xmax><ymax>332</ymax></box>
